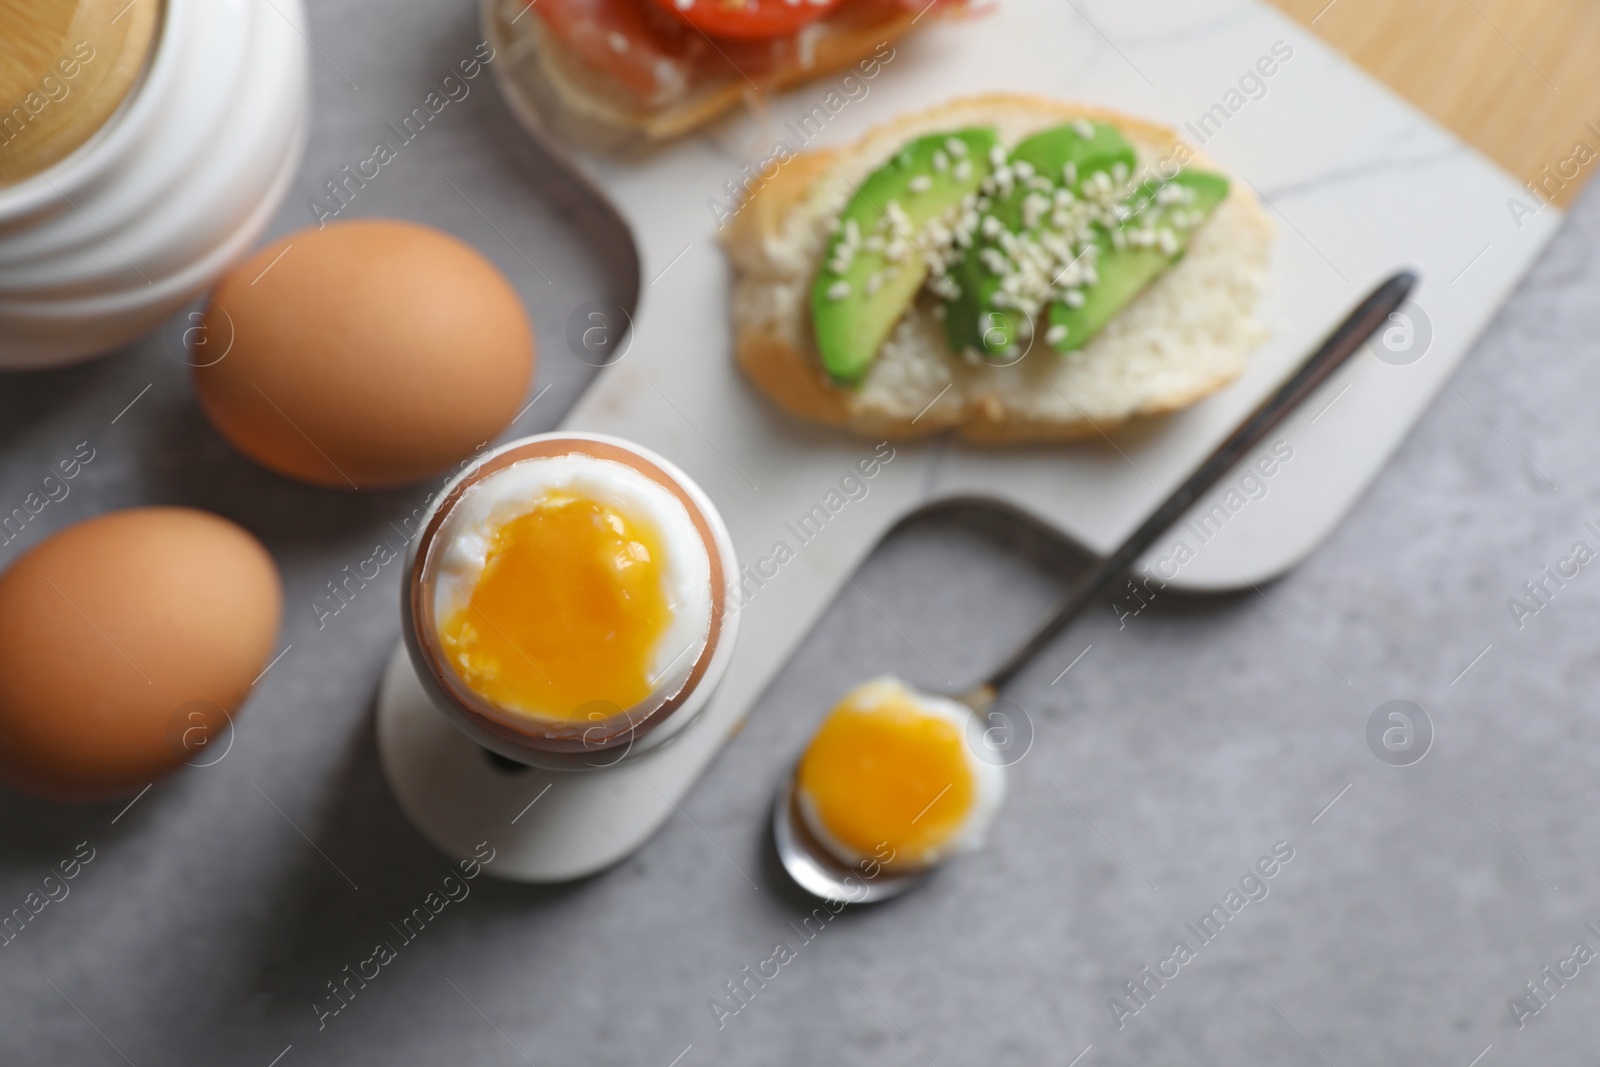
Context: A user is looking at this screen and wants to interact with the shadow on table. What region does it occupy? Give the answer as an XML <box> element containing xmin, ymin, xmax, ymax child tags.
<box><xmin>232</xmin><ymin>679</ymin><xmax>599</xmax><ymax>1033</ymax></box>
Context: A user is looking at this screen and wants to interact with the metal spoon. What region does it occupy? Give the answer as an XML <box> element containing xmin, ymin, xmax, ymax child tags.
<box><xmin>775</xmin><ymin>269</ymin><xmax>1421</xmax><ymax>903</ymax></box>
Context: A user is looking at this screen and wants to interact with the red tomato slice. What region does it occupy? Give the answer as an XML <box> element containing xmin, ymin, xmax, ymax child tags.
<box><xmin>647</xmin><ymin>0</ymin><xmax>845</xmax><ymax>40</ymax></box>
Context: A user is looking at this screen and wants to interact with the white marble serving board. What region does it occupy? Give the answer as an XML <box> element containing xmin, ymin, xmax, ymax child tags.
<box><xmin>521</xmin><ymin>0</ymin><xmax>1560</xmax><ymax>586</ymax></box>
<box><xmin>434</xmin><ymin>0</ymin><xmax>1563</xmax><ymax>878</ymax></box>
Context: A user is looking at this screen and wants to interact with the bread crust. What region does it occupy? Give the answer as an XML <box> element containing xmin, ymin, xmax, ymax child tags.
<box><xmin>526</xmin><ymin>6</ymin><xmax>923</xmax><ymax>142</ymax></box>
<box><xmin>722</xmin><ymin>94</ymin><xmax>1275</xmax><ymax>443</ymax></box>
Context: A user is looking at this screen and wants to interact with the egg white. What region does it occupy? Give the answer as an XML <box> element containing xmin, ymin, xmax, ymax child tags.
<box><xmin>431</xmin><ymin>453</ymin><xmax>712</xmax><ymax>719</ymax></box>
<box><xmin>796</xmin><ymin>676</ymin><xmax>1006</xmax><ymax>872</ymax></box>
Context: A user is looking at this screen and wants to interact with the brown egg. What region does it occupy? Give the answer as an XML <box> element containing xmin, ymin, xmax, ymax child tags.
<box><xmin>0</xmin><ymin>508</ymin><xmax>283</xmax><ymax>801</ymax></box>
<box><xmin>193</xmin><ymin>219</ymin><xmax>537</xmax><ymax>489</ymax></box>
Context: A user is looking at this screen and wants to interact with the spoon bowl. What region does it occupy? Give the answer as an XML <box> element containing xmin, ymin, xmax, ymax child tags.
<box><xmin>772</xmin><ymin>769</ymin><xmax>927</xmax><ymax>905</ymax></box>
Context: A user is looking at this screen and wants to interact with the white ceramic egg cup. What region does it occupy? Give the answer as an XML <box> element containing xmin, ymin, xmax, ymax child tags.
<box><xmin>0</xmin><ymin>0</ymin><xmax>308</xmax><ymax>368</ymax></box>
<box><xmin>377</xmin><ymin>433</ymin><xmax>742</xmax><ymax>883</ymax></box>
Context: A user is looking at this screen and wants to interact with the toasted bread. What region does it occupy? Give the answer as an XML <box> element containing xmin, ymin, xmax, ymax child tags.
<box><xmin>722</xmin><ymin>93</ymin><xmax>1275</xmax><ymax>442</ymax></box>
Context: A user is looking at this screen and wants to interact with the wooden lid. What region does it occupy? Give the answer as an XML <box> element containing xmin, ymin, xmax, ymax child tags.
<box><xmin>0</xmin><ymin>0</ymin><xmax>162</xmax><ymax>186</ymax></box>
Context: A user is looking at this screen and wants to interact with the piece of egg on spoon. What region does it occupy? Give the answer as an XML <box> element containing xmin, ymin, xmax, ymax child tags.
<box><xmin>795</xmin><ymin>677</ymin><xmax>1005</xmax><ymax>873</ymax></box>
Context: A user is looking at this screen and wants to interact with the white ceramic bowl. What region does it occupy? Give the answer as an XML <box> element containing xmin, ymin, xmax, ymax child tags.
<box><xmin>0</xmin><ymin>0</ymin><xmax>308</xmax><ymax>369</ymax></box>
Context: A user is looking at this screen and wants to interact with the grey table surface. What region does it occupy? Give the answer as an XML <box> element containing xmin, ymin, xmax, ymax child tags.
<box><xmin>3</xmin><ymin>2</ymin><xmax>1598</xmax><ymax>1064</ymax></box>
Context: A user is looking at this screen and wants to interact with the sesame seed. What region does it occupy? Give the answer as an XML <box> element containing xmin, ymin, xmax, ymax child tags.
<box><xmin>827</xmin><ymin>280</ymin><xmax>851</xmax><ymax>301</ymax></box>
<box><xmin>1023</xmin><ymin>192</ymin><xmax>1051</xmax><ymax>229</ymax></box>
<box><xmin>1073</xmin><ymin>119</ymin><xmax>1095</xmax><ymax>138</ymax></box>
<box><xmin>1046</xmin><ymin>324</ymin><xmax>1069</xmax><ymax>345</ymax></box>
<box><xmin>909</xmin><ymin>175</ymin><xmax>932</xmax><ymax>193</ymax></box>
<box><xmin>954</xmin><ymin>160</ymin><xmax>972</xmax><ymax>182</ymax></box>
<box><xmin>946</xmin><ymin>137</ymin><xmax>969</xmax><ymax>158</ymax></box>
<box><xmin>932</xmin><ymin>150</ymin><xmax>949</xmax><ymax>171</ymax></box>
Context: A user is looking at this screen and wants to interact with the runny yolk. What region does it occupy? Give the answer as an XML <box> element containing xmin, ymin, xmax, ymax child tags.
<box><xmin>437</xmin><ymin>494</ymin><xmax>672</xmax><ymax>722</ymax></box>
<box><xmin>796</xmin><ymin>688</ymin><xmax>975</xmax><ymax>868</ymax></box>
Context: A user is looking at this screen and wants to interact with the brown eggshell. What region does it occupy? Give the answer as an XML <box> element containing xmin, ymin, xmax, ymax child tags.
<box><xmin>0</xmin><ymin>508</ymin><xmax>283</xmax><ymax>801</ymax></box>
<box><xmin>193</xmin><ymin>219</ymin><xmax>537</xmax><ymax>489</ymax></box>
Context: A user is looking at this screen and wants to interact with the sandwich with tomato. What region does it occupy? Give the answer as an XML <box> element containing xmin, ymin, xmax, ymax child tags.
<box><xmin>496</xmin><ymin>0</ymin><xmax>970</xmax><ymax>141</ymax></box>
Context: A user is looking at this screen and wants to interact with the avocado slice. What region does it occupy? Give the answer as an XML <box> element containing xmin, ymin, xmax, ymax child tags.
<box><xmin>944</xmin><ymin>121</ymin><xmax>1138</xmax><ymax>361</ymax></box>
<box><xmin>811</xmin><ymin>127</ymin><xmax>998</xmax><ymax>385</ymax></box>
<box><xmin>1045</xmin><ymin>169</ymin><xmax>1229</xmax><ymax>353</ymax></box>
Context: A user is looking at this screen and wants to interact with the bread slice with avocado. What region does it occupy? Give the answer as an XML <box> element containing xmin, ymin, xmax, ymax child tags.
<box><xmin>722</xmin><ymin>94</ymin><xmax>1274</xmax><ymax>442</ymax></box>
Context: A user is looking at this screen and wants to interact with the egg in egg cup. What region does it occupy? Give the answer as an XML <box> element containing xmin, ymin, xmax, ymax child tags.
<box><xmin>378</xmin><ymin>432</ymin><xmax>741</xmax><ymax>881</ymax></box>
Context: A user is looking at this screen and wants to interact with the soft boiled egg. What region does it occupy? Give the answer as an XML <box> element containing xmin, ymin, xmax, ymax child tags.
<box><xmin>431</xmin><ymin>453</ymin><xmax>712</xmax><ymax>724</ymax></box>
<box><xmin>796</xmin><ymin>677</ymin><xmax>1005</xmax><ymax>873</ymax></box>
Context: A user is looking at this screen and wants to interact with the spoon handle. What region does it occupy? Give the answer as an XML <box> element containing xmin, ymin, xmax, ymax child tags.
<box><xmin>965</xmin><ymin>268</ymin><xmax>1420</xmax><ymax>705</ymax></box>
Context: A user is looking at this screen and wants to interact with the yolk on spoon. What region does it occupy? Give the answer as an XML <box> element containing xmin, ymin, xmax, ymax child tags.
<box><xmin>438</xmin><ymin>494</ymin><xmax>671</xmax><ymax>721</ymax></box>
<box><xmin>796</xmin><ymin>686</ymin><xmax>976</xmax><ymax>869</ymax></box>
